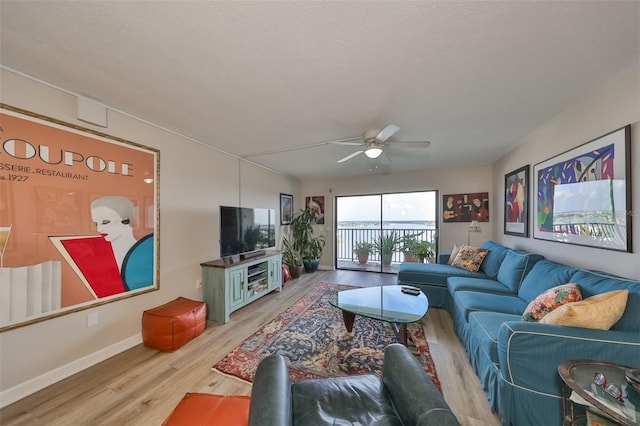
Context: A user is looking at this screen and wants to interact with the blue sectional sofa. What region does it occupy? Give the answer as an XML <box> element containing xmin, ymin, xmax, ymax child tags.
<box><xmin>397</xmin><ymin>240</ymin><xmax>640</xmax><ymax>426</ymax></box>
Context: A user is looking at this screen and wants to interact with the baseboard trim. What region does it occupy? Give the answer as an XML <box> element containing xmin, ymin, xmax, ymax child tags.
<box><xmin>0</xmin><ymin>333</ymin><xmax>142</xmax><ymax>408</ymax></box>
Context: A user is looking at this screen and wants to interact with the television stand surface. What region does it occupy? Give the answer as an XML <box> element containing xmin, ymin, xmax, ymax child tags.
<box><xmin>200</xmin><ymin>251</ymin><xmax>282</xmax><ymax>323</ymax></box>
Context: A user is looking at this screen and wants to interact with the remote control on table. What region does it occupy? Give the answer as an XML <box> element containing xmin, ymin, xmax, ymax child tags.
<box><xmin>401</xmin><ymin>287</ymin><xmax>420</xmax><ymax>296</ymax></box>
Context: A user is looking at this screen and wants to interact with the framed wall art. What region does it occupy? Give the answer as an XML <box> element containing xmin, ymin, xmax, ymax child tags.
<box><xmin>533</xmin><ymin>125</ymin><xmax>631</xmax><ymax>252</ymax></box>
<box><xmin>280</xmin><ymin>193</ymin><xmax>293</xmax><ymax>225</ymax></box>
<box><xmin>443</xmin><ymin>192</ymin><xmax>489</xmax><ymax>223</ymax></box>
<box><xmin>305</xmin><ymin>195</ymin><xmax>325</xmax><ymax>225</ymax></box>
<box><xmin>0</xmin><ymin>104</ymin><xmax>160</xmax><ymax>331</ymax></box>
<box><xmin>504</xmin><ymin>165</ymin><xmax>529</xmax><ymax>237</ymax></box>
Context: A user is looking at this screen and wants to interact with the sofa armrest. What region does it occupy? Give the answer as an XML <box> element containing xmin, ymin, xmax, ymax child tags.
<box><xmin>248</xmin><ymin>354</ymin><xmax>293</xmax><ymax>426</ymax></box>
<box><xmin>497</xmin><ymin>321</ymin><xmax>640</xmax><ymax>395</ymax></box>
<box><xmin>382</xmin><ymin>344</ymin><xmax>460</xmax><ymax>426</ymax></box>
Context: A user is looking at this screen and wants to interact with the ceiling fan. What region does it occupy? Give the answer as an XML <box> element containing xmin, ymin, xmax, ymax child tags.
<box><xmin>241</xmin><ymin>124</ymin><xmax>430</xmax><ymax>167</ymax></box>
<box><xmin>330</xmin><ymin>124</ymin><xmax>431</xmax><ymax>164</ymax></box>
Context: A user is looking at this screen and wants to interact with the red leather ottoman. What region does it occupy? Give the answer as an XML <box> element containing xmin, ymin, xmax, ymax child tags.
<box><xmin>142</xmin><ymin>297</ymin><xmax>207</xmax><ymax>352</ymax></box>
<box><xmin>162</xmin><ymin>393</ymin><xmax>250</xmax><ymax>426</ymax></box>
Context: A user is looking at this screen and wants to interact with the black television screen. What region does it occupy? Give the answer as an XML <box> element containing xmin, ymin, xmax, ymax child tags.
<box><xmin>220</xmin><ymin>206</ymin><xmax>276</xmax><ymax>257</ymax></box>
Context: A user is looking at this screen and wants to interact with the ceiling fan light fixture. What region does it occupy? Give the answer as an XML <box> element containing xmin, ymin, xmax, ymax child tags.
<box><xmin>364</xmin><ymin>147</ymin><xmax>383</xmax><ymax>159</ymax></box>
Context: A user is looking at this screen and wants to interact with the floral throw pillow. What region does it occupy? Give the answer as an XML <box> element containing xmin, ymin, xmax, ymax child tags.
<box><xmin>522</xmin><ymin>283</ymin><xmax>582</xmax><ymax>322</ymax></box>
<box><xmin>450</xmin><ymin>245</ymin><xmax>489</xmax><ymax>272</ymax></box>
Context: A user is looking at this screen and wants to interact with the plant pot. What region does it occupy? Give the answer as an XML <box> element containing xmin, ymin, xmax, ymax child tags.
<box><xmin>303</xmin><ymin>258</ymin><xmax>320</xmax><ymax>273</ymax></box>
<box><xmin>289</xmin><ymin>265</ymin><xmax>303</xmax><ymax>278</ymax></box>
<box><xmin>403</xmin><ymin>251</ymin><xmax>417</xmax><ymax>262</ymax></box>
<box><xmin>381</xmin><ymin>253</ymin><xmax>393</xmax><ymax>267</ymax></box>
<box><xmin>357</xmin><ymin>253</ymin><xmax>369</xmax><ymax>264</ymax></box>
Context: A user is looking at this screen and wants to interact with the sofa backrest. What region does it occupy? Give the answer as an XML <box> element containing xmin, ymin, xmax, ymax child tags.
<box><xmin>569</xmin><ymin>269</ymin><xmax>640</xmax><ymax>332</ymax></box>
<box><xmin>518</xmin><ymin>259</ymin><xmax>579</xmax><ymax>302</ymax></box>
<box><xmin>479</xmin><ymin>240</ymin><xmax>510</xmax><ymax>279</ymax></box>
<box><xmin>496</xmin><ymin>250</ymin><xmax>544</xmax><ymax>291</ymax></box>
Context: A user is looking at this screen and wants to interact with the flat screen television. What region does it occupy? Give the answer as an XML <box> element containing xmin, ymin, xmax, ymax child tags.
<box><xmin>220</xmin><ymin>206</ymin><xmax>276</xmax><ymax>258</ymax></box>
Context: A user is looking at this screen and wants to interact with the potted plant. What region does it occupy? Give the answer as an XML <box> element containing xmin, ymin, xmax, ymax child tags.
<box><xmin>290</xmin><ymin>207</ymin><xmax>326</xmax><ymax>273</ymax></box>
<box><xmin>411</xmin><ymin>240</ymin><xmax>435</xmax><ymax>263</ymax></box>
<box><xmin>353</xmin><ymin>241</ymin><xmax>373</xmax><ymax>264</ymax></box>
<box><xmin>282</xmin><ymin>236</ymin><xmax>303</xmax><ymax>278</ymax></box>
<box><xmin>374</xmin><ymin>231</ymin><xmax>401</xmax><ymax>267</ymax></box>
<box><xmin>401</xmin><ymin>232</ymin><xmax>423</xmax><ymax>262</ymax></box>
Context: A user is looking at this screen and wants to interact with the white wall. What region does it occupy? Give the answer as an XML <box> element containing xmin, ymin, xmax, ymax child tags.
<box><xmin>493</xmin><ymin>66</ymin><xmax>640</xmax><ymax>279</ymax></box>
<box><xmin>0</xmin><ymin>69</ymin><xmax>300</xmax><ymax>405</ymax></box>
<box><xmin>302</xmin><ymin>164</ymin><xmax>494</xmax><ymax>268</ymax></box>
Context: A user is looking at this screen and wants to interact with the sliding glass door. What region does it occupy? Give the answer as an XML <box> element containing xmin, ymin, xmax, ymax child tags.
<box><xmin>335</xmin><ymin>191</ymin><xmax>437</xmax><ymax>274</ymax></box>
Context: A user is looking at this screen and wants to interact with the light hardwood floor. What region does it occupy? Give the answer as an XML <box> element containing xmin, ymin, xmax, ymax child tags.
<box><xmin>0</xmin><ymin>270</ymin><xmax>501</xmax><ymax>426</ymax></box>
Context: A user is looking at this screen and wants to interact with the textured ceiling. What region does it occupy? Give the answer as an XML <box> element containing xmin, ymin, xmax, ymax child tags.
<box><xmin>1</xmin><ymin>1</ymin><xmax>639</xmax><ymax>178</ymax></box>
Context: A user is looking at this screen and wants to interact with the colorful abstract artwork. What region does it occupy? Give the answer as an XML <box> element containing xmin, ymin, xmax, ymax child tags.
<box><xmin>533</xmin><ymin>125</ymin><xmax>631</xmax><ymax>251</ymax></box>
<box><xmin>504</xmin><ymin>165</ymin><xmax>529</xmax><ymax>237</ymax></box>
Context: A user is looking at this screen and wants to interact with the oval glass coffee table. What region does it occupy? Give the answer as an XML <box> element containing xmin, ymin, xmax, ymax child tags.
<box><xmin>328</xmin><ymin>285</ymin><xmax>428</xmax><ymax>345</ymax></box>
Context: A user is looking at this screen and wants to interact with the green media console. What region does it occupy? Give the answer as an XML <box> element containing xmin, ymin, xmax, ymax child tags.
<box><xmin>200</xmin><ymin>251</ymin><xmax>282</xmax><ymax>323</ymax></box>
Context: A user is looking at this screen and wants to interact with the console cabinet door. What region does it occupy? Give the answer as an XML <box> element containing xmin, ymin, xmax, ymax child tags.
<box><xmin>268</xmin><ymin>255</ymin><xmax>282</xmax><ymax>290</ymax></box>
<box><xmin>228</xmin><ymin>268</ymin><xmax>245</xmax><ymax>309</ymax></box>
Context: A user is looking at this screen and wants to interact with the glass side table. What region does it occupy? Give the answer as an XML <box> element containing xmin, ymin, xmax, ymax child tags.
<box><xmin>558</xmin><ymin>360</ymin><xmax>639</xmax><ymax>426</ymax></box>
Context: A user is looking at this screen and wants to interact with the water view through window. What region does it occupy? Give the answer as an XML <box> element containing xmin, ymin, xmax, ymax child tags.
<box><xmin>336</xmin><ymin>191</ymin><xmax>437</xmax><ymax>273</ymax></box>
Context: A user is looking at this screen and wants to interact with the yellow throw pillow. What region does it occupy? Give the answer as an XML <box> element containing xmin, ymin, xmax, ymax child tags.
<box><xmin>540</xmin><ymin>290</ymin><xmax>628</xmax><ymax>330</ymax></box>
<box><xmin>447</xmin><ymin>243</ymin><xmax>462</xmax><ymax>265</ymax></box>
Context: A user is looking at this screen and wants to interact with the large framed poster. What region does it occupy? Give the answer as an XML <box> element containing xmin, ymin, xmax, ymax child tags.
<box><xmin>504</xmin><ymin>165</ymin><xmax>529</xmax><ymax>237</ymax></box>
<box><xmin>533</xmin><ymin>125</ymin><xmax>631</xmax><ymax>252</ymax></box>
<box><xmin>0</xmin><ymin>104</ymin><xmax>160</xmax><ymax>331</ymax></box>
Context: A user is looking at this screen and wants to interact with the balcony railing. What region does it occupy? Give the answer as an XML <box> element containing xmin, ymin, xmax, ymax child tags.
<box><xmin>336</xmin><ymin>227</ymin><xmax>437</xmax><ymax>264</ymax></box>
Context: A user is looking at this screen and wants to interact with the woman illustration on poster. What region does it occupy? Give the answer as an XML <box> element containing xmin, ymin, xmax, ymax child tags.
<box><xmin>91</xmin><ymin>195</ymin><xmax>154</xmax><ymax>291</ymax></box>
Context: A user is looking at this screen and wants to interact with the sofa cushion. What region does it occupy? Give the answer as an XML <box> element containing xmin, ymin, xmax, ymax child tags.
<box><xmin>479</xmin><ymin>240</ymin><xmax>511</xmax><ymax>279</ymax></box>
<box><xmin>451</xmin><ymin>246</ymin><xmax>489</xmax><ymax>272</ymax></box>
<box><xmin>453</xmin><ymin>291</ymin><xmax>527</xmax><ymax>322</ymax></box>
<box><xmin>568</xmin><ymin>270</ymin><xmax>640</xmax><ymax>332</ymax></box>
<box><xmin>540</xmin><ymin>290</ymin><xmax>628</xmax><ymax>330</ymax></box>
<box><xmin>398</xmin><ymin>262</ymin><xmax>487</xmax><ymax>288</ymax></box>
<box><xmin>447</xmin><ymin>277</ymin><xmax>516</xmax><ymax>296</ymax></box>
<box><xmin>469</xmin><ymin>312</ymin><xmax>521</xmax><ymax>364</ymax></box>
<box><xmin>496</xmin><ymin>250</ymin><xmax>544</xmax><ymax>291</ymax></box>
<box><xmin>521</xmin><ymin>283</ymin><xmax>582</xmax><ymax>322</ymax></box>
<box><xmin>292</xmin><ymin>374</ymin><xmax>402</xmax><ymax>426</ymax></box>
<box><xmin>518</xmin><ymin>260</ymin><xmax>579</xmax><ymax>302</ymax></box>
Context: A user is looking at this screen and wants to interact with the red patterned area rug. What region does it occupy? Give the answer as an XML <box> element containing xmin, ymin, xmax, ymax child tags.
<box><xmin>212</xmin><ymin>281</ymin><xmax>441</xmax><ymax>390</ymax></box>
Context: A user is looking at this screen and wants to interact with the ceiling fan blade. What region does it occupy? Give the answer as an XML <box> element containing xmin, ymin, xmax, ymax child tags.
<box><xmin>337</xmin><ymin>150</ymin><xmax>364</xmax><ymax>163</ymax></box>
<box><xmin>327</xmin><ymin>136</ymin><xmax>364</xmax><ymax>146</ymax></box>
<box><xmin>329</xmin><ymin>141</ymin><xmax>364</xmax><ymax>146</ymax></box>
<box><xmin>375</xmin><ymin>124</ymin><xmax>400</xmax><ymax>143</ymax></box>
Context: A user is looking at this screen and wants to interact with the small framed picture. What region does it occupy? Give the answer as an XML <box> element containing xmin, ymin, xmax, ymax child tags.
<box><xmin>504</xmin><ymin>165</ymin><xmax>529</xmax><ymax>237</ymax></box>
<box><xmin>280</xmin><ymin>193</ymin><xmax>293</xmax><ymax>225</ymax></box>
